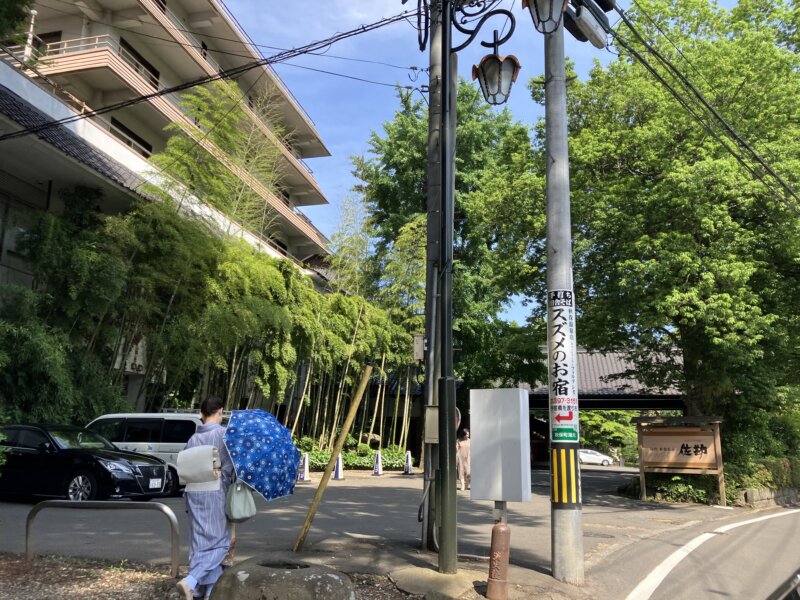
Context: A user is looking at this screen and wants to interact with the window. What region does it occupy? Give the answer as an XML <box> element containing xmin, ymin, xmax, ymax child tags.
<box><xmin>161</xmin><ymin>420</ymin><xmax>197</xmax><ymax>444</ymax></box>
<box><xmin>88</xmin><ymin>418</ymin><xmax>125</xmax><ymax>443</ymax></box>
<box><xmin>16</xmin><ymin>429</ymin><xmax>49</xmax><ymax>449</ymax></box>
<box><xmin>124</xmin><ymin>419</ymin><xmax>163</xmax><ymax>443</ymax></box>
<box><xmin>110</xmin><ymin>117</ymin><xmax>152</xmax><ymax>157</ymax></box>
<box><xmin>0</xmin><ymin>428</ymin><xmax>19</xmax><ymax>446</ymax></box>
<box><xmin>201</xmin><ymin>41</ymin><xmax>208</xmax><ymax>59</ymax></box>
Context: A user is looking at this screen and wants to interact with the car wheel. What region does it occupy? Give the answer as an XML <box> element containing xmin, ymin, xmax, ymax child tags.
<box><xmin>165</xmin><ymin>467</ymin><xmax>181</xmax><ymax>497</ymax></box>
<box><xmin>66</xmin><ymin>471</ymin><xmax>98</xmax><ymax>501</ymax></box>
<box><xmin>601</xmin><ymin>459</ymin><xmax>610</xmax><ymax>466</ymax></box>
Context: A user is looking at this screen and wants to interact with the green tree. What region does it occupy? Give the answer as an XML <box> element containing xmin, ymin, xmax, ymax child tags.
<box><xmin>531</xmin><ymin>0</ymin><xmax>800</xmax><ymax>459</ymax></box>
<box><xmin>353</xmin><ymin>83</ymin><xmax>547</xmax><ymax>393</ymax></box>
<box><xmin>326</xmin><ymin>194</ymin><xmax>373</xmax><ymax>297</ymax></box>
<box><xmin>0</xmin><ymin>0</ymin><xmax>31</xmax><ymax>38</ymax></box>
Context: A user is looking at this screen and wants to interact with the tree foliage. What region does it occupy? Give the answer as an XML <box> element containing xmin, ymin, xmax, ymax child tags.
<box><xmin>527</xmin><ymin>0</ymin><xmax>800</xmax><ymax>462</ymax></box>
<box><xmin>353</xmin><ymin>83</ymin><xmax>548</xmax><ymax>394</ymax></box>
<box><xmin>0</xmin><ymin>0</ymin><xmax>30</xmax><ymax>39</ymax></box>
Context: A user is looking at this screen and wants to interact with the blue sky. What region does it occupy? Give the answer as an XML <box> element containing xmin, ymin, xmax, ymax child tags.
<box><xmin>223</xmin><ymin>0</ymin><xmax>619</xmax><ymax>321</ymax></box>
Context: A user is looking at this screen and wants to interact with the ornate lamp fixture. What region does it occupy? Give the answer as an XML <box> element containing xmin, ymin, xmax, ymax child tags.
<box><xmin>522</xmin><ymin>0</ymin><xmax>569</xmax><ymax>34</ymax></box>
<box><xmin>471</xmin><ymin>31</ymin><xmax>521</xmax><ymax>105</ymax></box>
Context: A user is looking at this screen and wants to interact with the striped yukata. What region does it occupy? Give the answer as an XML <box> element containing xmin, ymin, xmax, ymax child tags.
<box><xmin>183</xmin><ymin>422</ymin><xmax>233</xmax><ymax>598</ymax></box>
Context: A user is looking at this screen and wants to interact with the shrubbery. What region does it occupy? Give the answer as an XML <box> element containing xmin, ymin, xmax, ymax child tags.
<box><xmin>293</xmin><ymin>438</ymin><xmax>409</xmax><ymax>471</ymax></box>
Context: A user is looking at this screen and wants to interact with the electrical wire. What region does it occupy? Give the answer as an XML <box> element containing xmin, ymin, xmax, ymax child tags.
<box><xmin>628</xmin><ymin>0</ymin><xmax>788</xmax><ymax>171</ymax></box>
<box><xmin>610</xmin><ymin>7</ymin><xmax>800</xmax><ymax>213</ymax></box>
<box><xmin>0</xmin><ymin>9</ymin><xmax>417</xmax><ymax>143</ymax></box>
<box><xmin>38</xmin><ymin>0</ymin><xmax>420</xmax><ymax>71</ymax></box>
<box><xmin>132</xmin><ymin>69</ymin><xmax>265</xmax><ymax>192</ymax></box>
<box><xmin>607</xmin><ymin>28</ymin><xmax>799</xmax><ymax>216</ymax></box>
<box><xmin>276</xmin><ymin>62</ymin><xmax>415</xmax><ymax>90</ymax></box>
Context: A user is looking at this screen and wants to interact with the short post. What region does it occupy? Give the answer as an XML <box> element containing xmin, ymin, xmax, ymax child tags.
<box><xmin>486</xmin><ymin>501</ymin><xmax>510</xmax><ymax>600</ymax></box>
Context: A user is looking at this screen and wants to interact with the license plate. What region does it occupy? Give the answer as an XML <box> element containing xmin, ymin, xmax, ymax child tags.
<box><xmin>149</xmin><ymin>478</ymin><xmax>162</xmax><ymax>489</ymax></box>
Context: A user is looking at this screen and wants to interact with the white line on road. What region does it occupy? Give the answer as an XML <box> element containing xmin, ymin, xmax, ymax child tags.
<box><xmin>624</xmin><ymin>508</ymin><xmax>800</xmax><ymax>600</ymax></box>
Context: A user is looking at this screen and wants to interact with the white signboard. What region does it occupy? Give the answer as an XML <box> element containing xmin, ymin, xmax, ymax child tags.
<box><xmin>547</xmin><ymin>290</ymin><xmax>579</xmax><ymax>443</ymax></box>
<box><xmin>469</xmin><ymin>388</ymin><xmax>531</xmax><ymax>502</ymax></box>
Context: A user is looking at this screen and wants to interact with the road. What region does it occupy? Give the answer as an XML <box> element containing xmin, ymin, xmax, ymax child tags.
<box><xmin>590</xmin><ymin>507</ymin><xmax>800</xmax><ymax>600</ymax></box>
<box><xmin>1</xmin><ymin>466</ymin><xmax>797</xmax><ymax>599</ymax></box>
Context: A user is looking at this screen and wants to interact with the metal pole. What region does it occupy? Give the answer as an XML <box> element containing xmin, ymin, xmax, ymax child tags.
<box><xmin>544</xmin><ymin>22</ymin><xmax>584</xmax><ymax>585</ymax></box>
<box><xmin>437</xmin><ymin>0</ymin><xmax>458</xmax><ymax>574</ymax></box>
<box><xmin>422</xmin><ymin>0</ymin><xmax>443</xmax><ymax>552</ymax></box>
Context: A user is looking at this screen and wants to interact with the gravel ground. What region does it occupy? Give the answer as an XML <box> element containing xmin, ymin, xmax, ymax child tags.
<box><xmin>0</xmin><ymin>553</ymin><xmax>421</xmax><ymax>600</ymax></box>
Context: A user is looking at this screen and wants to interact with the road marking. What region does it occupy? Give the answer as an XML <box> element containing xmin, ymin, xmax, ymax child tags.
<box><xmin>625</xmin><ymin>508</ymin><xmax>800</xmax><ymax>600</ymax></box>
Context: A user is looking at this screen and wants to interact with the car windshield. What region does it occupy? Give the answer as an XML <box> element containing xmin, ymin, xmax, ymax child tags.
<box><xmin>49</xmin><ymin>428</ymin><xmax>116</xmax><ymax>450</ymax></box>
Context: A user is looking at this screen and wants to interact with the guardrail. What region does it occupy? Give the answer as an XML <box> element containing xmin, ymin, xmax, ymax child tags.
<box><xmin>26</xmin><ymin>500</ymin><xmax>180</xmax><ymax>577</ymax></box>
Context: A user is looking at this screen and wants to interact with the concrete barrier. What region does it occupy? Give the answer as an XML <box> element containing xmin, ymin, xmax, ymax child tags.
<box><xmin>740</xmin><ymin>487</ymin><xmax>800</xmax><ymax>508</ymax></box>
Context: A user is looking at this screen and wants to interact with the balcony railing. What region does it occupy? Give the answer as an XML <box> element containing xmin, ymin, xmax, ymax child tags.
<box><xmin>39</xmin><ymin>35</ymin><xmax>160</xmax><ymax>89</ymax></box>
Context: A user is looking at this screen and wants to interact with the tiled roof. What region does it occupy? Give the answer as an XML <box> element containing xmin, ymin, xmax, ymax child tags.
<box><xmin>529</xmin><ymin>349</ymin><xmax>682</xmax><ymax>398</ymax></box>
<box><xmin>0</xmin><ymin>84</ymin><xmax>144</xmax><ymax>194</ymax></box>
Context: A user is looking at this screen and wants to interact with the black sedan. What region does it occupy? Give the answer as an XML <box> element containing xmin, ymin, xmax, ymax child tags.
<box><xmin>0</xmin><ymin>424</ymin><xmax>169</xmax><ymax>501</ymax></box>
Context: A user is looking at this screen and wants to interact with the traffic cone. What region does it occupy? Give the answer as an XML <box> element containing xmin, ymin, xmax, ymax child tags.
<box><xmin>333</xmin><ymin>453</ymin><xmax>345</xmax><ymax>480</ymax></box>
<box><xmin>297</xmin><ymin>452</ymin><xmax>310</xmax><ymax>483</ymax></box>
<box><xmin>403</xmin><ymin>450</ymin><xmax>413</xmax><ymax>475</ymax></box>
<box><xmin>372</xmin><ymin>450</ymin><xmax>383</xmax><ymax>476</ymax></box>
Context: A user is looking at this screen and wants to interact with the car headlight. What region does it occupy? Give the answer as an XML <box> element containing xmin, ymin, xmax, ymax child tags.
<box><xmin>99</xmin><ymin>460</ymin><xmax>134</xmax><ymax>475</ymax></box>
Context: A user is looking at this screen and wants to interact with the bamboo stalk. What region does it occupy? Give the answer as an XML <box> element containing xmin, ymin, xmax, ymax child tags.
<box><xmin>293</xmin><ymin>364</ymin><xmax>373</xmax><ymax>552</ymax></box>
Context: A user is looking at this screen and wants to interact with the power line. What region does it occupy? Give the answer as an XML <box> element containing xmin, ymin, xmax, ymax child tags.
<box><xmin>132</xmin><ymin>70</ymin><xmax>265</xmax><ymax>193</ymax></box>
<box><xmin>38</xmin><ymin>0</ymin><xmax>421</xmax><ymax>71</ymax></box>
<box><xmin>610</xmin><ymin>6</ymin><xmax>800</xmax><ymax>212</ymax></box>
<box><xmin>0</xmin><ymin>9</ymin><xmax>417</xmax><ymax>143</ymax></box>
<box><xmin>608</xmin><ymin>31</ymin><xmax>794</xmax><ymax>215</ymax></box>
<box><xmin>276</xmin><ymin>62</ymin><xmax>415</xmax><ymax>90</ymax></box>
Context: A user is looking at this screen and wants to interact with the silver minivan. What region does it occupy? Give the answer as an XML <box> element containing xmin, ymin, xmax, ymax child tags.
<box><xmin>86</xmin><ymin>412</ymin><xmax>203</xmax><ymax>495</ymax></box>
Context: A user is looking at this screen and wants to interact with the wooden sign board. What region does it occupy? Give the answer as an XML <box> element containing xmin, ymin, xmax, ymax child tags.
<box><xmin>640</xmin><ymin>427</ymin><xmax>718</xmax><ymax>469</ymax></box>
<box><xmin>632</xmin><ymin>417</ymin><xmax>725</xmax><ymax>506</ymax></box>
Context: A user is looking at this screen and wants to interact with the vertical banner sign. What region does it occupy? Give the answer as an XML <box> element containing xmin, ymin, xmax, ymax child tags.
<box><xmin>548</xmin><ymin>290</ymin><xmax>581</xmax><ymax>508</ymax></box>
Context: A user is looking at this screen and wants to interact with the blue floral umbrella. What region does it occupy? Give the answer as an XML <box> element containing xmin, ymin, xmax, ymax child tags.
<box><xmin>224</xmin><ymin>409</ymin><xmax>301</xmax><ymax>501</ymax></box>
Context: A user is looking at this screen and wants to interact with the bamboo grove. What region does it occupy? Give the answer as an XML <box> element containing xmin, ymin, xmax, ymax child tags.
<box><xmin>0</xmin><ymin>80</ymin><xmax>418</xmax><ymax>454</ymax></box>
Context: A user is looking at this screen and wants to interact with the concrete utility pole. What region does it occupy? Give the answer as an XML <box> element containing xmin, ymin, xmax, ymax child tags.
<box><xmin>437</xmin><ymin>0</ymin><xmax>458</xmax><ymax>574</ymax></box>
<box><xmin>544</xmin><ymin>22</ymin><xmax>584</xmax><ymax>585</ymax></box>
<box><xmin>422</xmin><ymin>0</ymin><xmax>443</xmax><ymax>552</ymax></box>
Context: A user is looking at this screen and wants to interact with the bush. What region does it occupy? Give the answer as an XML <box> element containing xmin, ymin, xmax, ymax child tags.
<box><xmin>295</xmin><ymin>436</ymin><xmax>316</xmax><ymax>452</ymax></box>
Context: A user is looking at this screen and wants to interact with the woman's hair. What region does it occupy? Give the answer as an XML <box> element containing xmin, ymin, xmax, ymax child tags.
<box><xmin>200</xmin><ymin>396</ymin><xmax>224</xmax><ymax>418</ymax></box>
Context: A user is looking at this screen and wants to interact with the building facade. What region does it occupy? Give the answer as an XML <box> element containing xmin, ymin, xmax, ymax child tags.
<box><xmin>0</xmin><ymin>0</ymin><xmax>331</xmax><ymax>282</ymax></box>
<box><xmin>0</xmin><ymin>0</ymin><xmax>332</xmax><ymax>406</ymax></box>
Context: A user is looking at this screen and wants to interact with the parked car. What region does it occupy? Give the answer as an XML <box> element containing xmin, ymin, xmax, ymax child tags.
<box><xmin>579</xmin><ymin>448</ymin><xmax>614</xmax><ymax>466</ymax></box>
<box><xmin>86</xmin><ymin>412</ymin><xmax>205</xmax><ymax>496</ymax></box>
<box><xmin>0</xmin><ymin>424</ymin><xmax>168</xmax><ymax>501</ymax></box>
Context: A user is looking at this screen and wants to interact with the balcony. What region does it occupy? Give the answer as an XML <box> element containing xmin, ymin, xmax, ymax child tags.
<box><xmin>37</xmin><ymin>35</ymin><xmax>160</xmax><ymax>89</ymax></box>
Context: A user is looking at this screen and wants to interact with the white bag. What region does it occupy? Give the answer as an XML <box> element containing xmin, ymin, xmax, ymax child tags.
<box><xmin>177</xmin><ymin>445</ymin><xmax>221</xmax><ymax>492</ymax></box>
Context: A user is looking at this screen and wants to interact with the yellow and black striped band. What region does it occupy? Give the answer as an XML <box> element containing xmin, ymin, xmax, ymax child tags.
<box><xmin>551</xmin><ymin>443</ymin><xmax>582</xmax><ymax>509</ymax></box>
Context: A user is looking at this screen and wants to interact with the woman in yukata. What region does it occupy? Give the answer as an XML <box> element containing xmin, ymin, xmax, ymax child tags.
<box><xmin>176</xmin><ymin>397</ymin><xmax>234</xmax><ymax>600</ymax></box>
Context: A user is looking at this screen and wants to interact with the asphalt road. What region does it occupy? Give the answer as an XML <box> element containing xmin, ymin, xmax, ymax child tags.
<box><xmin>1</xmin><ymin>466</ymin><xmax>796</xmax><ymax>599</ymax></box>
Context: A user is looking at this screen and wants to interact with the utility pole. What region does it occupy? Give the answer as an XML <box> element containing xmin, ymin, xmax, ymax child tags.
<box><xmin>437</xmin><ymin>0</ymin><xmax>458</xmax><ymax>574</ymax></box>
<box><xmin>422</xmin><ymin>0</ymin><xmax>443</xmax><ymax>553</ymax></box>
<box><xmin>544</xmin><ymin>22</ymin><xmax>584</xmax><ymax>585</ymax></box>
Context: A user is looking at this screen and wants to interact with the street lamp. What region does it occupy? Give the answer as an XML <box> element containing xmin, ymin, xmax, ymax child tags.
<box><xmin>472</xmin><ymin>32</ymin><xmax>521</xmax><ymax>106</ymax></box>
<box><xmin>523</xmin><ymin>0</ymin><xmax>568</xmax><ymax>33</ymax></box>
<box><xmin>416</xmin><ymin>0</ymin><xmax>601</xmax><ymax>584</ymax></box>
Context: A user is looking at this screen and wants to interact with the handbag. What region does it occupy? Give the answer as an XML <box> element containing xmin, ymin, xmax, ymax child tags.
<box><xmin>177</xmin><ymin>445</ymin><xmax>221</xmax><ymax>492</ymax></box>
<box><xmin>225</xmin><ymin>476</ymin><xmax>256</xmax><ymax>523</ymax></box>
